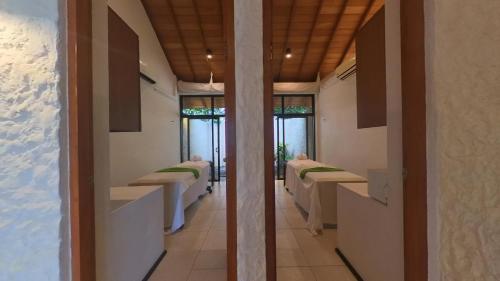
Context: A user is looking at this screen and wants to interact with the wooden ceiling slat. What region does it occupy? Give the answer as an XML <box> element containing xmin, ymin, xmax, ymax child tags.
<box><xmin>192</xmin><ymin>0</ymin><xmax>215</xmax><ymax>78</ymax></box>
<box><xmin>315</xmin><ymin>0</ymin><xmax>349</xmax><ymax>79</ymax></box>
<box><xmin>143</xmin><ymin>0</ymin><xmax>384</xmax><ymax>82</ymax></box>
<box><xmin>337</xmin><ymin>0</ymin><xmax>376</xmax><ymax>67</ymax></box>
<box><xmin>165</xmin><ymin>0</ymin><xmax>197</xmax><ymax>81</ymax></box>
<box><xmin>296</xmin><ymin>0</ymin><xmax>326</xmax><ymax>80</ymax></box>
<box><xmin>276</xmin><ymin>0</ymin><xmax>297</xmax><ymax>81</ymax></box>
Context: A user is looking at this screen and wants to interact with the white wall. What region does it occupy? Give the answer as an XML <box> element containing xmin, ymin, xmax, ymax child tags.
<box><xmin>318</xmin><ymin>2</ymin><xmax>405</xmax><ymax>279</ymax></box>
<box><xmin>108</xmin><ymin>0</ymin><xmax>180</xmax><ymax>186</ymax></box>
<box><xmin>317</xmin><ymin>74</ymin><xmax>387</xmax><ymax>178</ymax></box>
<box><xmin>425</xmin><ymin>0</ymin><xmax>500</xmax><ymax>280</ymax></box>
<box><xmin>0</xmin><ymin>0</ymin><xmax>70</xmax><ymax>279</ymax></box>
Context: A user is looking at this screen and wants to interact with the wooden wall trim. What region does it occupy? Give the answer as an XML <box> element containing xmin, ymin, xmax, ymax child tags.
<box><xmin>223</xmin><ymin>0</ymin><xmax>237</xmax><ymax>280</ymax></box>
<box><xmin>263</xmin><ymin>0</ymin><xmax>276</xmax><ymax>280</ymax></box>
<box><xmin>401</xmin><ymin>0</ymin><xmax>428</xmax><ymax>280</ymax></box>
<box><xmin>67</xmin><ymin>0</ymin><xmax>96</xmax><ymax>280</ymax></box>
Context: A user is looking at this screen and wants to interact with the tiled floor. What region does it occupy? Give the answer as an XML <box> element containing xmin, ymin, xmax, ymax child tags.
<box><xmin>149</xmin><ymin>180</ymin><xmax>356</xmax><ymax>281</ymax></box>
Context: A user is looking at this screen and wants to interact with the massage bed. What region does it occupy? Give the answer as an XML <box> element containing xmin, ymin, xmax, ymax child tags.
<box><xmin>128</xmin><ymin>161</ymin><xmax>211</xmax><ymax>232</ymax></box>
<box><xmin>293</xmin><ymin>169</ymin><xmax>367</xmax><ymax>234</ymax></box>
<box><xmin>285</xmin><ymin>159</ymin><xmax>322</xmax><ymax>194</ymax></box>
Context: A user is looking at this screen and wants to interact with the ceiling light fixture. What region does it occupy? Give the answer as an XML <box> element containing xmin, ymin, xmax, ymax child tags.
<box><xmin>285</xmin><ymin>48</ymin><xmax>292</xmax><ymax>59</ymax></box>
<box><xmin>206</xmin><ymin>49</ymin><xmax>213</xmax><ymax>60</ymax></box>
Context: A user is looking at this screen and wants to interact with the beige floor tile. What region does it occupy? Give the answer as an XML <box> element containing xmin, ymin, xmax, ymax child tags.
<box><xmin>292</xmin><ymin>229</ymin><xmax>344</xmax><ymax>266</ymax></box>
<box><xmin>149</xmin><ymin>250</ymin><xmax>198</xmax><ymax>281</ymax></box>
<box><xmin>187</xmin><ymin>269</ymin><xmax>227</xmax><ymax>281</ymax></box>
<box><xmin>277</xmin><ymin>196</ymin><xmax>297</xmax><ymax>209</ymax></box>
<box><xmin>277</xmin><ymin>267</ymin><xmax>317</xmax><ymax>281</ymax></box>
<box><xmin>277</xmin><ymin>249</ymin><xmax>309</xmax><ymax>267</ymax></box>
<box><xmin>312</xmin><ymin>266</ymin><xmax>356</xmax><ymax>281</ymax></box>
<box><xmin>165</xmin><ymin>231</ymin><xmax>208</xmax><ymax>252</ymax></box>
<box><xmin>183</xmin><ymin>210</ymin><xmax>217</xmax><ymax>232</ymax></box>
<box><xmin>283</xmin><ymin>206</ymin><xmax>308</xmax><ymax>229</ymax></box>
<box><xmin>277</xmin><ymin>229</ymin><xmax>300</xmax><ymax>249</ymax></box>
<box><xmin>193</xmin><ymin>250</ymin><xmax>227</xmax><ymax>269</ymax></box>
<box><xmin>211</xmin><ymin>210</ymin><xmax>227</xmax><ymax>231</ymax></box>
<box><xmin>202</xmin><ymin>229</ymin><xmax>227</xmax><ymax>250</ymax></box>
<box><xmin>275</xmin><ymin>209</ymin><xmax>291</xmax><ymax>229</ymax></box>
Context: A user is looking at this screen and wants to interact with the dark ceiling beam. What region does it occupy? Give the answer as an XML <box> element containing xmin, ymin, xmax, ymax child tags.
<box><xmin>276</xmin><ymin>0</ymin><xmax>297</xmax><ymax>81</ymax></box>
<box><xmin>192</xmin><ymin>0</ymin><xmax>215</xmax><ymax>81</ymax></box>
<box><xmin>165</xmin><ymin>0</ymin><xmax>197</xmax><ymax>81</ymax></box>
<box><xmin>336</xmin><ymin>0</ymin><xmax>376</xmax><ymax>67</ymax></box>
<box><xmin>296</xmin><ymin>0</ymin><xmax>326</xmax><ymax>80</ymax></box>
<box><xmin>314</xmin><ymin>0</ymin><xmax>349</xmax><ymax>78</ymax></box>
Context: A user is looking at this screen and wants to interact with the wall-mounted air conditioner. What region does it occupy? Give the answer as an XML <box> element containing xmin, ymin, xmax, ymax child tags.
<box><xmin>335</xmin><ymin>57</ymin><xmax>356</xmax><ymax>80</ymax></box>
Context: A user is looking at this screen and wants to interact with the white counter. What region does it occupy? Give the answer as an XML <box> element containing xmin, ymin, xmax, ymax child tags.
<box><xmin>109</xmin><ymin>186</ymin><xmax>164</xmax><ymax>281</ymax></box>
<box><xmin>337</xmin><ymin>183</ymin><xmax>396</xmax><ymax>281</ymax></box>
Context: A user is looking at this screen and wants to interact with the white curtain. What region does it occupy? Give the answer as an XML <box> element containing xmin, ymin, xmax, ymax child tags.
<box><xmin>177</xmin><ymin>76</ymin><xmax>320</xmax><ymax>95</ymax></box>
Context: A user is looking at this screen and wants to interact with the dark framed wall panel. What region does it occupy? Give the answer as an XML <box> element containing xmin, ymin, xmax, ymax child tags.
<box><xmin>108</xmin><ymin>7</ymin><xmax>141</xmax><ymax>132</ymax></box>
<box><xmin>355</xmin><ymin>6</ymin><xmax>387</xmax><ymax>129</ymax></box>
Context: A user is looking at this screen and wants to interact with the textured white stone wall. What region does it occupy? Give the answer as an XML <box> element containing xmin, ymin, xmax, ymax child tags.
<box><xmin>0</xmin><ymin>0</ymin><xmax>69</xmax><ymax>280</ymax></box>
<box><xmin>425</xmin><ymin>1</ymin><xmax>500</xmax><ymax>280</ymax></box>
<box><xmin>235</xmin><ymin>0</ymin><xmax>267</xmax><ymax>280</ymax></box>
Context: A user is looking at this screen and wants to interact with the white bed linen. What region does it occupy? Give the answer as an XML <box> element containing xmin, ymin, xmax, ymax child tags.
<box><xmin>293</xmin><ymin>171</ymin><xmax>366</xmax><ymax>234</ymax></box>
<box><xmin>128</xmin><ymin>161</ymin><xmax>210</xmax><ymax>232</ymax></box>
<box><xmin>285</xmin><ymin>159</ymin><xmax>322</xmax><ymax>194</ymax></box>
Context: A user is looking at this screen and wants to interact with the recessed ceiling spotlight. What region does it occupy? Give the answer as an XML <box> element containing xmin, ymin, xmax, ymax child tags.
<box><xmin>206</xmin><ymin>49</ymin><xmax>213</xmax><ymax>60</ymax></box>
<box><xmin>285</xmin><ymin>48</ymin><xmax>292</xmax><ymax>59</ymax></box>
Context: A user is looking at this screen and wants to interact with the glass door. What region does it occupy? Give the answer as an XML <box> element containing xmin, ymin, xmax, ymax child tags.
<box><xmin>188</xmin><ymin>118</ymin><xmax>214</xmax><ymax>164</ymax></box>
<box><xmin>215</xmin><ymin>117</ymin><xmax>226</xmax><ymax>180</ymax></box>
<box><xmin>275</xmin><ymin>116</ymin><xmax>313</xmax><ymax>180</ymax></box>
<box><xmin>273</xmin><ymin>95</ymin><xmax>316</xmax><ymax>180</ymax></box>
<box><xmin>180</xmin><ymin>95</ymin><xmax>226</xmax><ymax>182</ymax></box>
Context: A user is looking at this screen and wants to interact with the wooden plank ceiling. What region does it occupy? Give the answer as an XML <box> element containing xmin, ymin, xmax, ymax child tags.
<box><xmin>141</xmin><ymin>0</ymin><xmax>384</xmax><ymax>83</ymax></box>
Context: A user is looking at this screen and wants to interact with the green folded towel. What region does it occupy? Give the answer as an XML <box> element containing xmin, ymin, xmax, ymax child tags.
<box><xmin>156</xmin><ymin>167</ymin><xmax>200</xmax><ymax>179</ymax></box>
<box><xmin>299</xmin><ymin>167</ymin><xmax>344</xmax><ymax>179</ymax></box>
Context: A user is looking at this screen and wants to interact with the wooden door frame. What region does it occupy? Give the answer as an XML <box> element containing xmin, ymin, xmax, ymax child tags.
<box><xmin>263</xmin><ymin>0</ymin><xmax>276</xmax><ymax>280</ymax></box>
<box><xmin>68</xmin><ymin>0</ymin><xmax>96</xmax><ymax>280</ymax></box>
<box><xmin>400</xmin><ymin>0</ymin><xmax>428</xmax><ymax>279</ymax></box>
<box><xmin>223</xmin><ymin>0</ymin><xmax>237</xmax><ymax>280</ymax></box>
<box><xmin>263</xmin><ymin>0</ymin><xmax>429</xmax><ymax>280</ymax></box>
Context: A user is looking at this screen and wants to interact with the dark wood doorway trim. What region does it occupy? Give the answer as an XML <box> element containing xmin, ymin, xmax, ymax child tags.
<box><xmin>223</xmin><ymin>0</ymin><xmax>237</xmax><ymax>280</ymax></box>
<box><xmin>263</xmin><ymin>0</ymin><xmax>276</xmax><ymax>280</ymax></box>
<box><xmin>401</xmin><ymin>0</ymin><xmax>428</xmax><ymax>280</ymax></box>
<box><xmin>67</xmin><ymin>0</ymin><xmax>96</xmax><ymax>280</ymax></box>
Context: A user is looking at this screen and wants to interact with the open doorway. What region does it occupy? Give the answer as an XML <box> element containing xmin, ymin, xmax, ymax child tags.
<box><xmin>68</xmin><ymin>0</ymin><xmax>237</xmax><ymax>280</ymax></box>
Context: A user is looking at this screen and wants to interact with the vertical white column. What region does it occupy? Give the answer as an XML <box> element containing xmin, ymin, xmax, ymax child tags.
<box><xmin>234</xmin><ymin>0</ymin><xmax>267</xmax><ymax>280</ymax></box>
